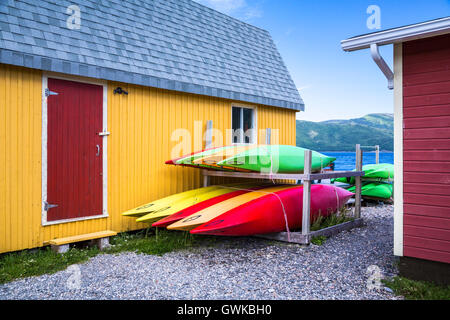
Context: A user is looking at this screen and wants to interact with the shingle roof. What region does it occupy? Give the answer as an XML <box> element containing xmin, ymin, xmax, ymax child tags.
<box><xmin>0</xmin><ymin>0</ymin><xmax>304</xmax><ymax>111</ymax></box>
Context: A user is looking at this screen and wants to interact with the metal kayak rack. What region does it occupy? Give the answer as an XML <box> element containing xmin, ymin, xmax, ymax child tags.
<box><xmin>201</xmin><ymin>143</ymin><xmax>365</xmax><ymax>245</ymax></box>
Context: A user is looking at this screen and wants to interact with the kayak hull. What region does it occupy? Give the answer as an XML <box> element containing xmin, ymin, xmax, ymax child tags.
<box><xmin>347</xmin><ymin>182</ymin><xmax>393</xmax><ymax>199</ymax></box>
<box><xmin>166</xmin><ymin>185</ymin><xmax>298</xmax><ymax>231</ymax></box>
<box><xmin>191</xmin><ymin>185</ymin><xmax>354</xmax><ymax>236</ymax></box>
<box><xmin>151</xmin><ymin>185</ymin><xmax>274</xmax><ymax>227</ymax></box>
<box><xmin>218</xmin><ymin>145</ymin><xmax>335</xmax><ymax>173</ymax></box>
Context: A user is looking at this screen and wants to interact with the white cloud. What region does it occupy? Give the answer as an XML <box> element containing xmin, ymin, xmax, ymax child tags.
<box><xmin>194</xmin><ymin>0</ymin><xmax>262</xmax><ymax>21</ymax></box>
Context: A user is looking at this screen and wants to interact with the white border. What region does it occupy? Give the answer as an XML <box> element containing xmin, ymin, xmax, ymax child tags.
<box><xmin>230</xmin><ymin>104</ymin><xmax>258</xmax><ymax>145</ymax></box>
<box><xmin>393</xmin><ymin>43</ymin><xmax>404</xmax><ymax>256</ymax></box>
<box><xmin>41</xmin><ymin>73</ymin><xmax>108</xmax><ymax>226</ymax></box>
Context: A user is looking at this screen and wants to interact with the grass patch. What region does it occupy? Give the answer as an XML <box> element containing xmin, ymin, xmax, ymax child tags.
<box><xmin>310</xmin><ymin>209</ymin><xmax>355</xmax><ymax>232</ymax></box>
<box><xmin>310</xmin><ymin>236</ymin><xmax>327</xmax><ymax>246</ymax></box>
<box><xmin>0</xmin><ymin>246</ymin><xmax>100</xmax><ymax>284</ymax></box>
<box><xmin>0</xmin><ymin>228</ymin><xmax>216</xmax><ymax>284</ymax></box>
<box><xmin>383</xmin><ymin>276</ymin><xmax>450</xmax><ymax>300</ymax></box>
<box><xmin>107</xmin><ymin>228</ymin><xmax>216</xmax><ymax>255</ymax></box>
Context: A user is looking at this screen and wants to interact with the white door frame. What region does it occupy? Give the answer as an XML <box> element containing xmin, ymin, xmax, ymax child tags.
<box><xmin>41</xmin><ymin>73</ymin><xmax>109</xmax><ymax>226</ymax></box>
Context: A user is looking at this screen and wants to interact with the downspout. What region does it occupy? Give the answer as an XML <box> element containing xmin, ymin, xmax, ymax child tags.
<box><xmin>370</xmin><ymin>43</ymin><xmax>394</xmax><ymax>89</ymax></box>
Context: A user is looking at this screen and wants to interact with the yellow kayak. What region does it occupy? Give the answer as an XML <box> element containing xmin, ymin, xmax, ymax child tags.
<box><xmin>136</xmin><ymin>184</ymin><xmax>258</xmax><ymax>223</ymax></box>
<box><xmin>167</xmin><ymin>185</ymin><xmax>296</xmax><ymax>231</ymax></box>
<box><xmin>122</xmin><ymin>185</ymin><xmax>224</xmax><ymax>218</ymax></box>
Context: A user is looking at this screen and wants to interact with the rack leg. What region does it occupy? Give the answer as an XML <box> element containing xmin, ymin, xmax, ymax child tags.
<box><xmin>375</xmin><ymin>145</ymin><xmax>380</xmax><ymax>164</ymax></box>
<box><xmin>203</xmin><ymin>175</ymin><xmax>210</xmax><ymax>187</ymax></box>
<box><xmin>355</xmin><ymin>144</ymin><xmax>362</xmax><ymax>218</ymax></box>
<box><xmin>302</xmin><ymin>150</ymin><xmax>312</xmax><ymax>236</ymax></box>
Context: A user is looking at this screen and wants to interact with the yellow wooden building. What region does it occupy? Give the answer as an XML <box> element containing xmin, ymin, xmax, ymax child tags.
<box><xmin>0</xmin><ymin>0</ymin><xmax>304</xmax><ymax>253</ymax></box>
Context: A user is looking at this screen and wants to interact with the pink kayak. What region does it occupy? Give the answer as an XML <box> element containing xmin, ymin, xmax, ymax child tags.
<box><xmin>190</xmin><ymin>184</ymin><xmax>354</xmax><ymax>236</ymax></box>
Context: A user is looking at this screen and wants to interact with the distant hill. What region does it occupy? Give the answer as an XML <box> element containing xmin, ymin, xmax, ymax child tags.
<box><xmin>296</xmin><ymin>113</ymin><xmax>393</xmax><ymax>152</ymax></box>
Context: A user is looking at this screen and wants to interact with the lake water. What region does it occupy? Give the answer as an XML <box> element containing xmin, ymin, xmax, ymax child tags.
<box><xmin>322</xmin><ymin>152</ymin><xmax>394</xmax><ymax>171</ymax></box>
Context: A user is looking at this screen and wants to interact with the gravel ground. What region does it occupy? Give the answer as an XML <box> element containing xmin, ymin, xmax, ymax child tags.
<box><xmin>0</xmin><ymin>204</ymin><xmax>400</xmax><ymax>300</ymax></box>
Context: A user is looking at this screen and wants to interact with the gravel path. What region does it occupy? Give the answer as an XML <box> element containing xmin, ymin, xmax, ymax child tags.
<box><xmin>0</xmin><ymin>204</ymin><xmax>399</xmax><ymax>300</ymax></box>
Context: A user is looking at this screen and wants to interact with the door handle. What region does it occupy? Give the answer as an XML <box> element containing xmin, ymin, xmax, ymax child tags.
<box><xmin>96</xmin><ymin>144</ymin><xmax>100</xmax><ymax>156</ymax></box>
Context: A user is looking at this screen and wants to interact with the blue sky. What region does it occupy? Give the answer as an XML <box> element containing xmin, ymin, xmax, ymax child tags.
<box><xmin>195</xmin><ymin>0</ymin><xmax>450</xmax><ymax>121</ymax></box>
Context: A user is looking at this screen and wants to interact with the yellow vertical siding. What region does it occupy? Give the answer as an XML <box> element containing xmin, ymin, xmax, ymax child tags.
<box><xmin>0</xmin><ymin>65</ymin><xmax>297</xmax><ymax>253</ymax></box>
<box><xmin>0</xmin><ymin>65</ymin><xmax>42</xmax><ymax>252</ymax></box>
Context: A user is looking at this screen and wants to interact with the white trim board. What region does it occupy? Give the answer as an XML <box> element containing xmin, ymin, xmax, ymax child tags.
<box><xmin>41</xmin><ymin>73</ymin><xmax>109</xmax><ymax>226</ymax></box>
<box><xmin>393</xmin><ymin>43</ymin><xmax>404</xmax><ymax>257</ymax></box>
<box><xmin>341</xmin><ymin>16</ymin><xmax>450</xmax><ymax>52</ymax></box>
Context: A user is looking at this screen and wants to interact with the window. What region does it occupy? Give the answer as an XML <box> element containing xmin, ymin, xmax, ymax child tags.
<box><xmin>232</xmin><ymin>106</ymin><xmax>255</xmax><ymax>144</ymax></box>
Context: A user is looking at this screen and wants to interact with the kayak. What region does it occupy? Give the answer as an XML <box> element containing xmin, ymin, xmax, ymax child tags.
<box><xmin>166</xmin><ymin>185</ymin><xmax>298</xmax><ymax>231</ymax></box>
<box><xmin>190</xmin><ymin>184</ymin><xmax>354</xmax><ymax>236</ymax></box>
<box><xmin>347</xmin><ymin>182</ymin><xmax>393</xmax><ymax>199</ymax></box>
<box><xmin>121</xmin><ymin>185</ymin><xmax>224</xmax><ymax>217</ymax></box>
<box><xmin>175</xmin><ymin>146</ymin><xmax>237</xmax><ymax>165</ymax></box>
<box><xmin>122</xmin><ymin>183</ymin><xmax>253</xmax><ymax>218</ymax></box>
<box><xmin>135</xmin><ymin>183</ymin><xmax>261</xmax><ymax>224</ymax></box>
<box><xmin>151</xmin><ymin>184</ymin><xmax>277</xmax><ymax>228</ymax></box>
<box><xmin>192</xmin><ymin>145</ymin><xmax>254</xmax><ymax>165</ymax></box>
<box><xmin>334</xmin><ymin>163</ymin><xmax>394</xmax><ymax>184</ymax></box>
<box><xmin>217</xmin><ymin>145</ymin><xmax>335</xmax><ymax>173</ymax></box>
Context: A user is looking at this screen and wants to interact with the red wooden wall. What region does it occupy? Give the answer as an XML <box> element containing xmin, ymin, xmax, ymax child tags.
<box><xmin>403</xmin><ymin>33</ymin><xmax>450</xmax><ymax>264</ymax></box>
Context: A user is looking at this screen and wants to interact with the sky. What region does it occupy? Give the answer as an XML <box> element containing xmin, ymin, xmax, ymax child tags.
<box><xmin>195</xmin><ymin>0</ymin><xmax>450</xmax><ymax>122</ymax></box>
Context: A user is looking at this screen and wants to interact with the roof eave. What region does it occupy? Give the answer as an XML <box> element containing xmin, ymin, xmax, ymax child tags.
<box><xmin>341</xmin><ymin>16</ymin><xmax>450</xmax><ymax>52</ymax></box>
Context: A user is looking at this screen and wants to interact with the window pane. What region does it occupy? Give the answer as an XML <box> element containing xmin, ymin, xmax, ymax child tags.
<box><xmin>232</xmin><ymin>107</ymin><xmax>241</xmax><ymax>143</ymax></box>
<box><xmin>243</xmin><ymin>108</ymin><xmax>253</xmax><ymax>143</ymax></box>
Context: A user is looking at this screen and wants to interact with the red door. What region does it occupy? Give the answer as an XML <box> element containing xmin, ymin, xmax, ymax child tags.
<box><xmin>46</xmin><ymin>78</ymin><xmax>103</xmax><ymax>222</ymax></box>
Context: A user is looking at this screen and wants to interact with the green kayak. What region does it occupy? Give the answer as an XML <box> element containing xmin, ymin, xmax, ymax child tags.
<box><xmin>175</xmin><ymin>145</ymin><xmax>235</xmax><ymax>165</ymax></box>
<box><xmin>347</xmin><ymin>182</ymin><xmax>393</xmax><ymax>199</ymax></box>
<box><xmin>217</xmin><ymin>145</ymin><xmax>336</xmax><ymax>173</ymax></box>
<box><xmin>334</xmin><ymin>163</ymin><xmax>394</xmax><ymax>184</ymax></box>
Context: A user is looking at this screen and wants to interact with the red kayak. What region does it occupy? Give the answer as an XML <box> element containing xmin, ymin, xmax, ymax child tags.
<box><xmin>152</xmin><ymin>185</ymin><xmax>276</xmax><ymax>228</ymax></box>
<box><xmin>190</xmin><ymin>184</ymin><xmax>354</xmax><ymax>236</ymax></box>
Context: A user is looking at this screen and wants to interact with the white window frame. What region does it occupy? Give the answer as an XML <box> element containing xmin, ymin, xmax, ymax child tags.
<box><xmin>230</xmin><ymin>104</ymin><xmax>257</xmax><ymax>145</ymax></box>
<box><xmin>41</xmin><ymin>73</ymin><xmax>109</xmax><ymax>226</ymax></box>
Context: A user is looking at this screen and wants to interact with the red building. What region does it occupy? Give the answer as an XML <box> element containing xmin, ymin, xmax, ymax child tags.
<box><xmin>342</xmin><ymin>17</ymin><xmax>450</xmax><ymax>284</ymax></box>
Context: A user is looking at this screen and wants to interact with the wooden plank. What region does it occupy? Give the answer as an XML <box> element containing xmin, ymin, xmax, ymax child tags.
<box><xmin>404</xmin><ymin>69</ymin><xmax>450</xmax><ymax>86</ymax></box>
<box><xmin>404</xmin><ymin>215</ymin><xmax>450</xmax><ymax>230</ymax></box>
<box><xmin>403</xmin><ymin>105</ymin><xmax>450</xmax><ymax>118</ymax></box>
<box><xmin>354</xmin><ymin>144</ymin><xmax>362</xmax><ymax>219</ymax></box>
<box><xmin>403</xmin><ymin>34</ymin><xmax>450</xmax><ymax>55</ymax></box>
<box><xmin>404</xmin><ymin>93</ymin><xmax>450</xmax><ymax>108</ymax></box>
<box><xmin>403</xmin><ymin>139</ymin><xmax>450</xmax><ymax>150</ymax></box>
<box><xmin>254</xmin><ymin>232</ymin><xmax>309</xmax><ymax>245</ymax></box>
<box><xmin>404</xmin><ymin>183</ymin><xmax>450</xmax><ymax>196</ymax></box>
<box><xmin>404</xmin><ymin>127</ymin><xmax>450</xmax><ymax>139</ymax></box>
<box><xmin>404</xmin><ymin>204</ymin><xmax>450</xmax><ymax>219</ymax></box>
<box><xmin>201</xmin><ymin>169</ymin><xmax>364</xmax><ymax>180</ymax></box>
<box><xmin>302</xmin><ymin>150</ymin><xmax>311</xmax><ymax>236</ymax></box>
<box><xmin>403</xmin><ymin>115</ymin><xmax>450</xmax><ymax>129</ymax></box>
<box><xmin>404</xmin><ymin>225</ymin><xmax>450</xmax><ymax>242</ymax></box>
<box><xmin>45</xmin><ymin>230</ymin><xmax>117</xmax><ymax>246</ymax></box>
<box><xmin>404</xmin><ymin>246</ymin><xmax>450</xmax><ymax>264</ymax></box>
<box><xmin>403</xmin><ymin>81</ymin><xmax>450</xmax><ymax>97</ymax></box>
<box><xmin>310</xmin><ymin>218</ymin><xmax>364</xmax><ymax>238</ymax></box>
<box><xmin>404</xmin><ymin>193</ymin><xmax>450</xmax><ymax>207</ymax></box>
<box><xmin>403</xmin><ymin>172</ymin><xmax>450</xmax><ymax>184</ymax></box>
<box><xmin>404</xmin><ymin>235</ymin><xmax>450</xmax><ymax>253</ymax></box>
<box><xmin>404</xmin><ymin>151</ymin><xmax>450</xmax><ymax>162</ymax></box>
<box><xmin>375</xmin><ymin>145</ymin><xmax>379</xmax><ymax>164</ymax></box>
<box><xmin>254</xmin><ymin>218</ymin><xmax>364</xmax><ymax>244</ymax></box>
<box><xmin>404</xmin><ymin>161</ymin><xmax>450</xmax><ymax>173</ymax></box>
